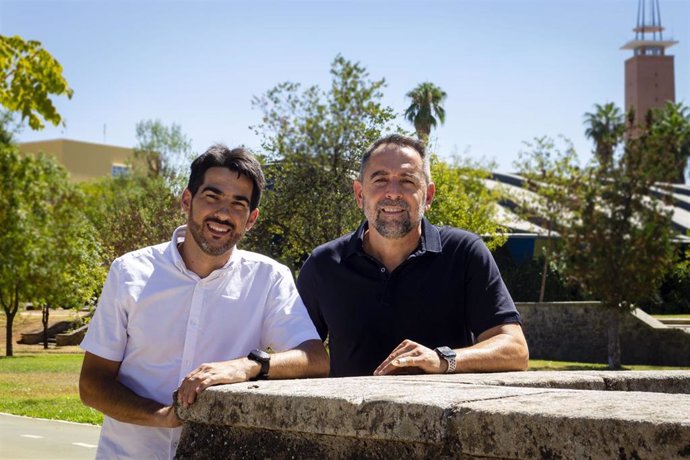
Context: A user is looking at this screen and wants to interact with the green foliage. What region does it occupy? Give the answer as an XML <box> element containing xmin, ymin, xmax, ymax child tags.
<box><xmin>0</xmin><ymin>146</ymin><xmax>102</xmax><ymax>356</ymax></box>
<box><xmin>247</xmin><ymin>55</ymin><xmax>397</xmax><ymax>271</ymax></box>
<box><xmin>517</xmin><ymin>105</ymin><xmax>680</xmax><ymax>368</ymax></box>
<box><xmin>133</xmin><ymin>119</ymin><xmax>194</xmax><ymax>192</ymax></box>
<box><xmin>0</xmin><ymin>35</ymin><xmax>73</xmax><ymax>130</ymax></box>
<box><xmin>426</xmin><ymin>154</ymin><xmax>506</xmax><ymax>250</ymax></box>
<box><xmin>80</xmin><ymin>173</ymin><xmax>184</xmax><ymax>265</ymax></box>
<box><xmin>647</xmin><ymin>102</ymin><xmax>690</xmax><ymax>183</ymax></box>
<box><xmin>584</xmin><ymin>102</ymin><xmax>625</xmax><ymax>170</ymax></box>
<box><xmin>514</xmin><ymin>136</ymin><xmax>581</xmax><ymax>301</ymax></box>
<box><xmin>404</xmin><ymin>82</ymin><xmax>447</xmax><ymax>142</ymax></box>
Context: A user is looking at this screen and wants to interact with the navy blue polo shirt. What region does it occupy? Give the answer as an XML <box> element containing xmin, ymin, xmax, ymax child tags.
<box><xmin>297</xmin><ymin>218</ymin><xmax>521</xmax><ymax>377</ymax></box>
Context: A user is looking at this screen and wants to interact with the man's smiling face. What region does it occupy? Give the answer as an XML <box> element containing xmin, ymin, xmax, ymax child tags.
<box><xmin>354</xmin><ymin>144</ymin><xmax>434</xmax><ymax>239</ymax></box>
<box><xmin>182</xmin><ymin>166</ymin><xmax>258</xmax><ymax>256</ymax></box>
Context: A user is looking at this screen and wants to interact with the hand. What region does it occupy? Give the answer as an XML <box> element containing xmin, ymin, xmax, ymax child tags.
<box><xmin>373</xmin><ymin>339</ymin><xmax>447</xmax><ymax>376</ymax></box>
<box><xmin>176</xmin><ymin>358</ymin><xmax>259</xmax><ymax>408</ymax></box>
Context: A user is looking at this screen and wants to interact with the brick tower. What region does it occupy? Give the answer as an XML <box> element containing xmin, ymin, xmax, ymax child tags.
<box><xmin>621</xmin><ymin>0</ymin><xmax>677</xmax><ymax>123</ymax></box>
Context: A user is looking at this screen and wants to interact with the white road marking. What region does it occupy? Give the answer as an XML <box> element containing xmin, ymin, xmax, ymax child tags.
<box><xmin>20</xmin><ymin>434</ymin><xmax>44</xmax><ymax>439</ymax></box>
<box><xmin>72</xmin><ymin>442</ymin><xmax>97</xmax><ymax>448</ymax></box>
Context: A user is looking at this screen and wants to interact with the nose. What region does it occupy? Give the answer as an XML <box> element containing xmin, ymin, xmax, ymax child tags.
<box><xmin>384</xmin><ymin>180</ymin><xmax>403</xmax><ymax>199</ymax></box>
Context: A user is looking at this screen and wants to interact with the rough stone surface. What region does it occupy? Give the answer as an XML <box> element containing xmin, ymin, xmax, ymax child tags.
<box><xmin>517</xmin><ymin>302</ymin><xmax>690</xmax><ymax>366</ymax></box>
<box><xmin>175</xmin><ymin>372</ymin><xmax>690</xmax><ymax>459</ymax></box>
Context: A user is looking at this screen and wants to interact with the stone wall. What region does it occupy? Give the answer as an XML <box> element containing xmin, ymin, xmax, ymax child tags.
<box><xmin>175</xmin><ymin>371</ymin><xmax>690</xmax><ymax>459</ymax></box>
<box><xmin>517</xmin><ymin>301</ymin><xmax>690</xmax><ymax>366</ymax></box>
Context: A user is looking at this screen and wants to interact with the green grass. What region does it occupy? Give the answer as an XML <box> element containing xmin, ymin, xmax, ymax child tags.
<box><xmin>0</xmin><ymin>354</ymin><xmax>102</xmax><ymax>424</ymax></box>
<box><xmin>652</xmin><ymin>314</ymin><xmax>690</xmax><ymax>318</ymax></box>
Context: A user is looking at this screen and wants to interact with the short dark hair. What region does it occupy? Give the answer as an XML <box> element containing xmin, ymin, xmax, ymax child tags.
<box><xmin>359</xmin><ymin>134</ymin><xmax>430</xmax><ymax>183</ymax></box>
<box><xmin>187</xmin><ymin>144</ymin><xmax>265</xmax><ymax>211</ymax></box>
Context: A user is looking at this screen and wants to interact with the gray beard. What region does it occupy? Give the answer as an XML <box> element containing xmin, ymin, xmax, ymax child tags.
<box><xmin>368</xmin><ymin>198</ymin><xmax>424</xmax><ymax>239</ymax></box>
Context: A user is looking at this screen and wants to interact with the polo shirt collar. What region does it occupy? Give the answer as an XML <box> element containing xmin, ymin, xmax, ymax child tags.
<box><xmin>345</xmin><ymin>218</ymin><xmax>442</xmax><ymax>258</ymax></box>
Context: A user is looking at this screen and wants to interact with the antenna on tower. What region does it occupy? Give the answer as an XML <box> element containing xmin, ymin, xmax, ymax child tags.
<box><xmin>623</xmin><ymin>0</ymin><xmax>677</xmax><ymax>56</ymax></box>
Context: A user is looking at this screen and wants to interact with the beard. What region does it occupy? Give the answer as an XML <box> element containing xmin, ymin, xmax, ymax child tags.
<box><xmin>187</xmin><ymin>206</ymin><xmax>243</xmax><ymax>256</ymax></box>
<box><xmin>367</xmin><ymin>197</ymin><xmax>425</xmax><ymax>239</ymax></box>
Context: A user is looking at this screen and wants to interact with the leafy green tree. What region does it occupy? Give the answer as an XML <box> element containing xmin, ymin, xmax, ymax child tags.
<box><xmin>648</xmin><ymin>102</ymin><xmax>690</xmax><ymax>184</ymax></box>
<box><xmin>584</xmin><ymin>102</ymin><xmax>625</xmax><ymax>171</ymax></box>
<box><xmin>133</xmin><ymin>119</ymin><xmax>193</xmax><ymax>191</ymax></box>
<box><xmin>514</xmin><ymin>136</ymin><xmax>580</xmax><ymax>302</ymax></box>
<box><xmin>0</xmin><ymin>35</ymin><xmax>73</xmax><ymax>130</ymax></box>
<box><xmin>0</xmin><ymin>146</ymin><xmax>102</xmax><ymax>356</ymax></box>
<box><xmin>30</xmin><ymin>185</ymin><xmax>105</xmax><ymax>349</ymax></box>
<box><xmin>247</xmin><ymin>55</ymin><xmax>397</xmax><ymax>271</ymax></box>
<box><xmin>404</xmin><ymin>82</ymin><xmax>447</xmax><ymax>142</ymax></box>
<box><xmin>81</xmin><ymin>174</ymin><xmax>184</xmax><ymax>265</ymax></box>
<box><xmin>521</xmin><ymin>115</ymin><xmax>676</xmax><ymax>368</ymax></box>
<box><xmin>426</xmin><ymin>154</ymin><xmax>506</xmax><ymax>251</ymax></box>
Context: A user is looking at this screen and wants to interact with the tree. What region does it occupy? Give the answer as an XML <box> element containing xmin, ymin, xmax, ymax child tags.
<box><xmin>0</xmin><ymin>146</ymin><xmax>103</xmax><ymax>356</ymax></box>
<box><xmin>133</xmin><ymin>119</ymin><xmax>193</xmax><ymax>191</ymax></box>
<box><xmin>248</xmin><ymin>55</ymin><xmax>397</xmax><ymax>271</ymax></box>
<box><xmin>521</xmin><ymin>113</ymin><xmax>676</xmax><ymax>368</ymax></box>
<box><xmin>514</xmin><ymin>136</ymin><xmax>580</xmax><ymax>302</ymax></box>
<box><xmin>584</xmin><ymin>102</ymin><xmax>625</xmax><ymax>171</ymax></box>
<box><xmin>404</xmin><ymin>82</ymin><xmax>447</xmax><ymax>142</ymax></box>
<box><xmin>0</xmin><ymin>35</ymin><xmax>73</xmax><ymax>130</ymax></box>
<box><xmin>648</xmin><ymin>102</ymin><xmax>690</xmax><ymax>184</ymax></box>
<box><xmin>81</xmin><ymin>174</ymin><xmax>184</xmax><ymax>265</ymax></box>
<box><xmin>426</xmin><ymin>154</ymin><xmax>506</xmax><ymax>251</ymax></box>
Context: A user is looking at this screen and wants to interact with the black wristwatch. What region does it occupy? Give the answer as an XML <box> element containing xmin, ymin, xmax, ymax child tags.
<box><xmin>247</xmin><ymin>349</ymin><xmax>270</xmax><ymax>380</ymax></box>
<box><xmin>434</xmin><ymin>346</ymin><xmax>457</xmax><ymax>373</ymax></box>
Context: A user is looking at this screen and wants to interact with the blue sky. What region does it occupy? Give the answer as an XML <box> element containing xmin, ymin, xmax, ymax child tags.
<box><xmin>1</xmin><ymin>0</ymin><xmax>688</xmax><ymax>172</ymax></box>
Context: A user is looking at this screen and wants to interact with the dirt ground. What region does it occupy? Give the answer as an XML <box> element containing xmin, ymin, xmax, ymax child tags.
<box><xmin>0</xmin><ymin>309</ymin><xmax>84</xmax><ymax>356</ymax></box>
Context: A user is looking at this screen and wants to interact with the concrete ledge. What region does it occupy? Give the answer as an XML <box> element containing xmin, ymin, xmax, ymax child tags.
<box><xmin>175</xmin><ymin>371</ymin><xmax>690</xmax><ymax>459</ymax></box>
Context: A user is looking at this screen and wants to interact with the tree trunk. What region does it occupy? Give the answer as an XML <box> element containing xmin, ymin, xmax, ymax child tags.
<box><xmin>42</xmin><ymin>305</ymin><xmax>50</xmax><ymax>350</ymax></box>
<box><xmin>2</xmin><ymin>286</ymin><xmax>19</xmax><ymax>357</ymax></box>
<box><xmin>539</xmin><ymin>226</ymin><xmax>553</xmax><ymax>303</ymax></box>
<box><xmin>607</xmin><ymin>308</ymin><xmax>622</xmax><ymax>369</ymax></box>
<box><xmin>5</xmin><ymin>309</ymin><xmax>16</xmax><ymax>357</ymax></box>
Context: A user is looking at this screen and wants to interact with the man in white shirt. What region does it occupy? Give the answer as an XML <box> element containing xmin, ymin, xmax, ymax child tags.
<box><xmin>79</xmin><ymin>145</ymin><xmax>329</xmax><ymax>459</ymax></box>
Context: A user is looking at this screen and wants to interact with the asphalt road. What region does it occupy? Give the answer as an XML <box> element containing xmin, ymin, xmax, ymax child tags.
<box><xmin>0</xmin><ymin>413</ymin><xmax>100</xmax><ymax>459</ymax></box>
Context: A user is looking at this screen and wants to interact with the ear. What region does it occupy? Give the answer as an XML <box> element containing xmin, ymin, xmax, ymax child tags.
<box><xmin>425</xmin><ymin>181</ymin><xmax>436</xmax><ymax>210</ymax></box>
<box><xmin>181</xmin><ymin>188</ymin><xmax>192</xmax><ymax>213</ymax></box>
<box><xmin>353</xmin><ymin>180</ymin><xmax>364</xmax><ymax>209</ymax></box>
<box><xmin>244</xmin><ymin>208</ymin><xmax>260</xmax><ymax>231</ymax></box>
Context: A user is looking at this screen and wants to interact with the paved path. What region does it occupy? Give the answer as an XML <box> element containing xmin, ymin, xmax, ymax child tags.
<box><xmin>0</xmin><ymin>413</ymin><xmax>100</xmax><ymax>459</ymax></box>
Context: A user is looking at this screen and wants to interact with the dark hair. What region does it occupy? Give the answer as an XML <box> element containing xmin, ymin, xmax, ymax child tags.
<box><xmin>359</xmin><ymin>134</ymin><xmax>430</xmax><ymax>183</ymax></box>
<box><xmin>187</xmin><ymin>144</ymin><xmax>265</xmax><ymax>211</ymax></box>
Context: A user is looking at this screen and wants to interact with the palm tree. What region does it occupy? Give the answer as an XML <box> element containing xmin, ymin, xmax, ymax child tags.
<box><xmin>405</xmin><ymin>82</ymin><xmax>447</xmax><ymax>142</ymax></box>
<box><xmin>584</xmin><ymin>103</ymin><xmax>625</xmax><ymax>171</ymax></box>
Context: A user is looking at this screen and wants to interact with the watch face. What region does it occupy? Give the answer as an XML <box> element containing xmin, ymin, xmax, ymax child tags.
<box><xmin>436</xmin><ymin>346</ymin><xmax>457</xmax><ymax>359</ymax></box>
<box><xmin>249</xmin><ymin>349</ymin><xmax>270</xmax><ymax>362</ymax></box>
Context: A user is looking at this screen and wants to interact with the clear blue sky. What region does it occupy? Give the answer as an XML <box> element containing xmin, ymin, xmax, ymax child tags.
<box><xmin>1</xmin><ymin>0</ymin><xmax>688</xmax><ymax>172</ymax></box>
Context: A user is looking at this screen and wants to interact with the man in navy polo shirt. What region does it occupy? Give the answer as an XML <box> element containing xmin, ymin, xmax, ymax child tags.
<box><xmin>297</xmin><ymin>134</ymin><xmax>529</xmax><ymax>377</ymax></box>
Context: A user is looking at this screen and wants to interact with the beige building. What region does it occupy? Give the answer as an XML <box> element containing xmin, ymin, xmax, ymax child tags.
<box><xmin>18</xmin><ymin>139</ymin><xmax>133</xmax><ymax>182</ymax></box>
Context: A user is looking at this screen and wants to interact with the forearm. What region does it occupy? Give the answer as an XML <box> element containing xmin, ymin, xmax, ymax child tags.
<box><xmin>455</xmin><ymin>329</ymin><xmax>529</xmax><ymax>373</ymax></box>
<box><xmin>81</xmin><ymin>375</ymin><xmax>175</xmax><ymax>426</ymax></box>
<box><xmin>79</xmin><ymin>352</ymin><xmax>179</xmax><ymax>428</ymax></box>
<box><xmin>267</xmin><ymin>339</ymin><xmax>329</xmax><ymax>379</ymax></box>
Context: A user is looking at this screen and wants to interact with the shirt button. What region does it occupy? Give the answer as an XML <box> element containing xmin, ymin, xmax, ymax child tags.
<box><xmin>380</xmin><ymin>267</ymin><xmax>385</xmax><ymax>273</ymax></box>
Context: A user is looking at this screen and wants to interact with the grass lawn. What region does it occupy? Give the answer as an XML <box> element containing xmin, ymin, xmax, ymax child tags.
<box><xmin>0</xmin><ymin>353</ymin><xmax>102</xmax><ymax>425</ymax></box>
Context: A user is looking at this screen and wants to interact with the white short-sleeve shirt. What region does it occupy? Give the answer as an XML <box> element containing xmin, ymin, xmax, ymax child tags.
<box><xmin>81</xmin><ymin>226</ymin><xmax>320</xmax><ymax>459</ymax></box>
